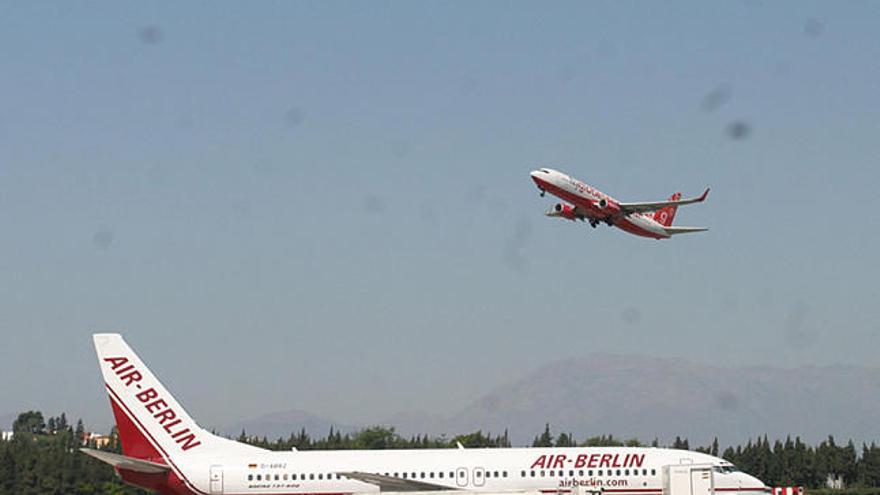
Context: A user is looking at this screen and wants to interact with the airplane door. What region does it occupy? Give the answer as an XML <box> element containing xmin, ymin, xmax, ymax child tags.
<box><xmin>473</xmin><ymin>467</ymin><xmax>485</xmax><ymax>487</ymax></box>
<box><xmin>210</xmin><ymin>465</ymin><xmax>224</xmax><ymax>494</ymax></box>
<box><xmin>689</xmin><ymin>467</ymin><xmax>713</xmax><ymax>495</ymax></box>
<box><xmin>456</xmin><ymin>467</ymin><xmax>468</xmax><ymax>487</ymax></box>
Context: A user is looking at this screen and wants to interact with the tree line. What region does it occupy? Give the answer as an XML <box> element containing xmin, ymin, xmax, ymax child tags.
<box><xmin>2</xmin><ymin>411</ymin><xmax>880</xmax><ymax>495</ymax></box>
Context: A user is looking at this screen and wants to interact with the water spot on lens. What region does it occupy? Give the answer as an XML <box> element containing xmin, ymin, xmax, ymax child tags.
<box><xmin>558</xmin><ymin>66</ymin><xmax>577</xmax><ymax>83</ymax></box>
<box><xmin>93</xmin><ymin>228</ymin><xmax>114</xmax><ymax>250</ymax></box>
<box><xmin>284</xmin><ymin>107</ymin><xmax>306</xmax><ymax>128</ymax></box>
<box><xmin>701</xmin><ymin>85</ymin><xmax>731</xmax><ymax>112</ymax></box>
<box><xmin>391</xmin><ymin>140</ymin><xmax>410</xmax><ymax>159</ymax></box>
<box><xmin>363</xmin><ymin>195</ymin><xmax>386</xmax><ymax>214</ymax></box>
<box><xmin>783</xmin><ymin>303</ymin><xmax>817</xmax><ymax>350</ymax></box>
<box><xmin>620</xmin><ymin>307</ymin><xmax>641</xmax><ymax>325</ymax></box>
<box><xmin>138</xmin><ymin>26</ymin><xmax>163</xmax><ymax>45</ymax></box>
<box><xmin>726</xmin><ymin>121</ymin><xmax>751</xmax><ymax>140</ymax></box>
<box><xmin>714</xmin><ymin>391</ymin><xmax>739</xmax><ymax>412</ymax></box>
<box><xmin>503</xmin><ymin>215</ymin><xmax>532</xmax><ymax>272</ymax></box>
<box><xmin>804</xmin><ymin>18</ymin><xmax>824</xmax><ymax>38</ymax></box>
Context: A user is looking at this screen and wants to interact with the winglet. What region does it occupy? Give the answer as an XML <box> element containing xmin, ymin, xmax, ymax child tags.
<box><xmin>456</xmin><ymin>441</ymin><xmax>465</xmax><ymax>450</ymax></box>
<box><xmin>698</xmin><ymin>187</ymin><xmax>710</xmax><ymax>202</ymax></box>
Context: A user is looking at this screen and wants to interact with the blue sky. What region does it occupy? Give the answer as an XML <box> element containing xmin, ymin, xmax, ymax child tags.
<box><xmin>1</xmin><ymin>1</ymin><xmax>878</xmax><ymax>431</ymax></box>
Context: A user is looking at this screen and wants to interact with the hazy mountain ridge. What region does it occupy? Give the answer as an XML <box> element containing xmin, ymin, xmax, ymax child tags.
<box><xmin>220</xmin><ymin>355</ymin><xmax>880</xmax><ymax>446</ymax></box>
<box><xmin>219</xmin><ymin>408</ymin><xmax>356</xmax><ymax>440</ymax></box>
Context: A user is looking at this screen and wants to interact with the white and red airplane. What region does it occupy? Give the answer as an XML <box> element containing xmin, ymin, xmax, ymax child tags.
<box><xmin>82</xmin><ymin>334</ymin><xmax>768</xmax><ymax>495</ymax></box>
<box><xmin>530</xmin><ymin>168</ymin><xmax>709</xmax><ymax>239</ymax></box>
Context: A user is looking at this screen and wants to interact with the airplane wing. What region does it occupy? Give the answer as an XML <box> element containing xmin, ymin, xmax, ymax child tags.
<box><xmin>340</xmin><ymin>471</ymin><xmax>453</xmax><ymax>491</ymax></box>
<box><xmin>663</xmin><ymin>226</ymin><xmax>709</xmax><ymax>235</ymax></box>
<box><xmin>80</xmin><ymin>448</ymin><xmax>171</xmax><ymax>474</ymax></box>
<box><xmin>618</xmin><ymin>188</ymin><xmax>709</xmax><ymax>214</ymax></box>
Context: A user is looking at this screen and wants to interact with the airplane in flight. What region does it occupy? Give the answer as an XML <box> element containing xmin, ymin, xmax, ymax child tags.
<box><xmin>82</xmin><ymin>334</ymin><xmax>768</xmax><ymax>495</ymax></box>
<box><xmin>530</xmin><ymin>168</ymin><xmax>710</xmax><ymax>239</ymax></box>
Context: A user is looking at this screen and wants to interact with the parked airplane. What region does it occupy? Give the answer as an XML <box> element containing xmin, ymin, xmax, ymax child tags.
<box><xmin>530</xmin><ymin>168</ymin><xmax>709</xmax><ymax>239</ymax></box>
<box><xmin>83</xmin><ymin>334</ymin><xmax>767</xmax><ymax>495</ymax></box>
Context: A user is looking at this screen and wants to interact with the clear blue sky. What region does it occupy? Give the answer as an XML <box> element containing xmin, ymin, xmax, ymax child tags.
<box><xmin>1</xmin><ymin>1</ymin><xmax>878</xmax><ymax>431</ymax></box>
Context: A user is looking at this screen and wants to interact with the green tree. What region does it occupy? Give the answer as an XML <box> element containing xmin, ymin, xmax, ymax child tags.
<box><xmin>532</xmin><ymin>424</ymin><xmax>554</xmax><ymax>447</ymax></box>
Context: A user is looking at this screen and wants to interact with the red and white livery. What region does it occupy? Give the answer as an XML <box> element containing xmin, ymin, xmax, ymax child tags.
<box><xmin>530</xmin><ymin>168</ymin><xmax>709</xmax><ymax>239</ymax></box>
<box><xmin>83</xmin><ymin>334</ymin><xmax>766</xmax><ymax>495</ymax></box>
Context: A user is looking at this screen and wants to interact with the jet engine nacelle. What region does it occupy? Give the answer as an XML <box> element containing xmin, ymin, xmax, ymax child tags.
<box><xmin>595</xmin><ymin>197</ymin><xmax>621</xmax><ymax>216</ymax></box>
<box><xmin>546</xmin><ymin>202</ymin><xmax>579</xmax><ymax>220</ymax></box>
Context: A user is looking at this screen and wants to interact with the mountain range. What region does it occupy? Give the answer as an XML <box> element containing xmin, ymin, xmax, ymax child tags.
<box><xmin>218</xmin><ymin>354</ymin><xmax>880</xmax><ymax>446</ymax></box>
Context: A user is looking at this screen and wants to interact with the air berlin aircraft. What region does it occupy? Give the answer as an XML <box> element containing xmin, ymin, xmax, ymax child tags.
<box><xmin>82</xmin><ymin>334</ymin><xmax>769</xmax><ymax>495</ymax></box>
<box><xmin>530</xmin><ymin>168</ymin><xmax>709</xmax><ymax>239</ymax></box>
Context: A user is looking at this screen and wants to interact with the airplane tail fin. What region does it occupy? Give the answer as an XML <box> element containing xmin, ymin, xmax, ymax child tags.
<box><xmin>653</xmin><ymin>192</ymin><xmax>681</xmax><ymax>227</ymax></box>
<box><xmin>91</xmin><ymin>334</ymin><xmax>264</xmax><ymax>464</ymax></box>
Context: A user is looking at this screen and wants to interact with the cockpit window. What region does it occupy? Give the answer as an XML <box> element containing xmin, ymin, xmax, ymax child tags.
<box><xmin>714</xmin><ymin>465</ymin><xmax>739</xmax><ymax>474</ymax></box>
<box><xmin>540</xmin><ymin>169</ymin><xmax>550</xmax><ymax>174</ymax></box>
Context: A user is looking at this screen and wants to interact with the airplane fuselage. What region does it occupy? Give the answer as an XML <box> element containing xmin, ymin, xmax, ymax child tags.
<box><xmin>150</xmin><ymin>446</ymin><xmax>766</xmax><ymax>495</ymax></box>
<box><xmin>530</xmin><ymin>169</ymin><xmax>675</xmax><ymax>239</ymax></box>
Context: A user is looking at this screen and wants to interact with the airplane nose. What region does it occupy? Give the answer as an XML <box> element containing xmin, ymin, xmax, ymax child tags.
<box><xmin>530</xmin><ymin>170</ymin><xmax>545</xmax><ymax>185</ymax></box>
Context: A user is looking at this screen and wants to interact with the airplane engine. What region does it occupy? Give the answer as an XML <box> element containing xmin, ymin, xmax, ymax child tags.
<box><xmin>546</xmin><ymin>202</ymin><xmax>579</xmax><ymax>220</ymax></box>
<box><xmin>595</xmin><ymin>198</ymin><xmax>621</xmax><ymax>216</ymax></box>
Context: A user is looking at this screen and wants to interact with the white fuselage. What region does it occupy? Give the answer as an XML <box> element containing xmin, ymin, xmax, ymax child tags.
<box><xmin>176</xmin><ymin>447</ymin><xmax>767</xmax><ymax>495</ymax></box>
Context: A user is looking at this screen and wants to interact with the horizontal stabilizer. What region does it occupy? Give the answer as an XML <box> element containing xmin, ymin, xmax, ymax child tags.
<box><xmin>663</xmin><ymin>226</ymin><xmax>708</xmax><ymax>236</ymax></box>
<box><xmin>80</xmin><ymin>448</ymin><xmax>170</xmax><ymax>474</ymax></box>
<box><xmin>340</xmin><ymin>471</ymin><xmax>451</xmax><ymax>491</ymax></box>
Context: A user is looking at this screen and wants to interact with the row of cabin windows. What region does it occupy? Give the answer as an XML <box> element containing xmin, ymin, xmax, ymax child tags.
<box><xmin>247</xmin><ymin>468</ymin><xmax>657</xmax><ymax>483</ymax></box>
<box><xmin>520</xmin><ymin>469</ymin><xmax>657</xmax><ymax>478</ymax></box>
<box><xmin>247</xmin><ymin>471</ymin><xmax>511</xmax><ymax>482</ymax></box>
<box><xmin>249</xmin><ymin>473</ymin><xmax>344</xmax><ymax>482</ymax></box>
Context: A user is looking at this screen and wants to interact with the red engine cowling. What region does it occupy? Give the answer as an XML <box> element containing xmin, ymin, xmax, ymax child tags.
<box><xmin>547</xmin><ymin>202</ymin><xmax>579</xmax><ymax>220</ymax></box>
<box><xmin>595</xmin><ymin>197</ymin><xmax>621</xmax><ymax>216</ymax></box>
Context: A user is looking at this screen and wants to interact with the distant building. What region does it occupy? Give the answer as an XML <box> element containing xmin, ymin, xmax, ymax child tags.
<box><xmin>1</xmin><ymin>431</ymin><xmax>13</xmax><ymax>441</ymax></box>
<box><xmin>826</xmin><ymin>474</ymin><xmax>844</xmax><ymax>490</ymax></box>
<box><xmin>82</xmin><ymin>432</ymin><xmax>111</xmax><ymax>448</ymax></box>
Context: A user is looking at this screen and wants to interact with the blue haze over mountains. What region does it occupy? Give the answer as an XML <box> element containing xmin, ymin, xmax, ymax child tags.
<box><xmin>217</xmin><ymin>354</ymin><xmax>880</xmax><ymax>447</ymax></box>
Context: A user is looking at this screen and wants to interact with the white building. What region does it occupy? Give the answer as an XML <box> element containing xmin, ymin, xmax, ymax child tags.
<box><xmin>826</xmin><ymin>474</ymin><xmax>845</xmax><ymax>490</ymax></box>
<box><xmin>1</xmin><ymin>431</ymin><xmax>13</xmax><ymax>441</ymax></box>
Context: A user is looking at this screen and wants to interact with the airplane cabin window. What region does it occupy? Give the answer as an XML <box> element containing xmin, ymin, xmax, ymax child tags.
<box><xmin>651</xmin><ymin>469</ymin><xmax>656</xmax><ymax>476</ymax></box>
<box><xmin>503</xmin><ymin>471</ymin><xmax>508</xmax><ymax>477</ymax></box>
<box><xmin>616</xmin><ymin>470</ymin><xmax>621</xmax><ymax>476</ymax></box>
<box><xmin>248</xmin><ymin>475</ymin><xmax>253</xmax><ymax>481</ymax></box>
<box><xmin>625</xmin><ymin>470</ymin><xmax>630</xmax><ymax>476</ymax></box>
<box><xmin>439</xmin><ymin>472</ymin><xmax>444</xmax><ymax>478</ymax></box>
<box><xmin>569</xmin><ymin>470</ymin><xmax>574</xmax><ymax>476</ymax></box>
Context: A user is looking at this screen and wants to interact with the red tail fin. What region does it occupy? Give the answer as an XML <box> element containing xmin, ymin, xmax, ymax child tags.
<box><xmin>653</xmin><ymin>192</ymin><xmax>681</xmax><ymax>227</ymax></box>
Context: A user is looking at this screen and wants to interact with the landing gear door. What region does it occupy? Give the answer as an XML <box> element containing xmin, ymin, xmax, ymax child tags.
<box><xmin>210</xmin><ymin>465</ymin><xmax>224</xmax><ymax>494</ymax></box>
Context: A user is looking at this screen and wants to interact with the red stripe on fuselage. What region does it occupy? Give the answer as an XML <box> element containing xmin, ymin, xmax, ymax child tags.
<box><xmin>532</xmin><ymin>177</ymin><xmax>666</xmax><ymax>239</ymax></box>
